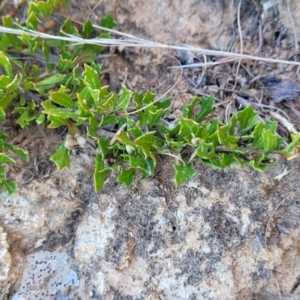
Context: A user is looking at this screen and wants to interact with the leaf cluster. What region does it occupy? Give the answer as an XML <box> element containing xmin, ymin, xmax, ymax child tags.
<box><xmin>0</xmin><ymin>0</ymin><xmax>115</xmax><ymax>193</ymax></box>
<box><xmin>0</xmin><ymin>0</ymin><xmax>300</xmax><ymax>194</ymax></box>
<box><xmin>46</xmin><ymin>84</ymin><xmax>300</xmax><ymax>190</ymax></box>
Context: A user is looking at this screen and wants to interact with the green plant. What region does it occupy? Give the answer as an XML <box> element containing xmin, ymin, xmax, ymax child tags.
<box><xmin>0</xmin><ymin>0</ymin><xmax>300</xmax><ymax>194</ymax></box>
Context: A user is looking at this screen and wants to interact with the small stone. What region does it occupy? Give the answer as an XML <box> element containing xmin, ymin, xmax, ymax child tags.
<box><xmin>74</xmin><ymin>134</ymin><xmax>87</xmax><ymax>149</ymax></box>
<box><xmin>64</xmin><ymin>135</ymin><xmax>76</xmax><ymax>150</ymax></box>
<box><xmin>262</xmin><ymin>76</ymin><xmax>300</xmax><ymax>103</ymax></box>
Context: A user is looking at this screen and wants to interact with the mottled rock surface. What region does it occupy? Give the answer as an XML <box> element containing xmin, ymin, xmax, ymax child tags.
<box><xmin>0</xmin><ymin>227</ymin><xmax>11</xmax><ymax>300</ymax></box>
<box><xmin>1</xmin><ymin>152</ymin><xmax>300</xmax><ymax>299</ymax></box>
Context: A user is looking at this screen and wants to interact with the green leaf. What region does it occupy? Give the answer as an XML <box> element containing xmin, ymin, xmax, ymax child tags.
<box><xmin>0</xmin><ymin>131</ymin><xmax>7</xmax><ymax>140</ymax></box>
<box><xmin>42</xmin><ymin>108</ymin><xmax>79</xmax><ymax>119</ymax></box>
<box><xmin>0</xmin><ymin>76</ymin><xmax>12</xmax><ymax>89</ymax></box>
<box><xmin>183</xmin><ymin>96</ymin><xmax>201</xmax><ymax>119</ymax></box>
<box><xmin>59</xmin><ymin>56</ymin><xmax>77</xmax><ymax>72</ymax></box>
<box><xmin>94</xmin><ymin>154</ymin><xmax>111</xmax><ymax>191</ymax></box>
<box><xmin>207</xmin><ymin>158</ymin><xmax>223</xmax><ymax>169</ymax></box>
<box><xmin>35</xmin><ymin>74</ymin><xmax>66</xmax><ymax>88</ymax></box>
<box><xmin>236</xmin><ymin>105</ymin><xmax>258</xmax><ymax>132</ymax></box>
<box><xmin>195</xmin><ymin>96</ymin><xmax>214</xmax><ymax>122</ymax></box>
<box><xmin>178</xmin><ymin>118</ymin><xmax>199</xmax><ymax>141</ymax></box>
<box><xmin>282</xmin><ymin>133</ymin><xmax>300</xmax><ymax>157</ymax></box>
<box><xmin>15</xmin><ymin>111</ymin><xmax>33</xmax><ymax>128</ymax></box>
<box><xmin>0</xmin><ymin>153</ymin><xmax>15</xmax><ymax>163</ymax></box>
<box><xmin>47</xmin><ymin>115</ymin><xmax>68</xmax><ymax>128</ymax></box>
<box><xmin>117</xmin><ymin>168</ymin><xmax>136</xmax><ymax>187</ymax></box>
<box><xmin>28</xmin><ymin>1</ymin><xmax>52</xmax><ymax>17</ymax></box>
<box><xmin>0</xmin><ymin>107</ymin><xmax>5</xmax><ymax>123</ymax></box>
<box><xmin>217</xmin><ymin>125</ymin><xmax>239</xmax><ymax>148</ymax></box>
<box><xmin>98</xmin><ymin>85</ymin><xmax>109</xmax><ymax>103</ymax></box>
<box><xmin>83</xmin><ymin>64</ymin><xmax>100</xmax><ymax>89</ymax></box>
<box><xmin>173</xmin><ymin>163</ymin><xmax>196</xmax><ymax>186</ymax></box>
<box><xmin>101</xmin><ymin>14</ymin><xmax>117</xmax><ymax>29</ymax></box>
<box><xmin>26</xmin><ymin>11</ymin><xmax>40</xmax><ymax>30</ymax></box>
<box><xmin>19</xmin><ymin>96</ymin><xmax>26</xmax><ymax>106</ymax></box>
<box><xmin>141</xmin><ymin>157</ymin><xmax>156</xmax><ymax>178</ymax></box>
<box><xmin>115</xmin><ymin>131</ymin><xmax>136</xmax><ymax>153</ymax></box>
<box><xmin>133</xmin><ymin>92</ymin><xmax>143</xmax><ymax>109</ymax></box>
<box><xmin>115</xmin><ymin>85</ymin><xmax>133</xmax><ymax>111</ymax></box>
<box><xmin>127</xmin><ymin>155</ymin><xmax>156</xmax><ymax>176</ymax></box>
<box><xmin>51</xmin><ymin>92</ymin><xmax>75</xmax><ymax>109</ymax></box>
<box><xmin>228</xmin><ymin>115</ymin><xmax>238</xmax><ymax>135</ymax></box>
<box><xmin>41</xmin><ymin>40</ymin><xmax>50</xmax><ymax>61</ymax></box>
<box><xmin>61</xmin><ymin>18</ymin><xmax>79</xmax><ymax>35</ymax></box>
<box><xmin>41</xmin><ymin>100</ymin><xmax>56</xmax><ymax>110</ymax></box>
<box><xmin>97</xmin><ymin>137</ymin><xmax>111</xmax><ymax>158</ymax></box>
<box><xmin>2</xmin><ymin>16</ymin><xmax>22</xmax><ymax>50</ymax></box>
<box><xmin>147</xmin><ymin>106</ymin><xmax>165</xmax><ymax>128</ymax></box>
<box><xmin>20</xmin><ymin>35</ymin><xmax>40</xmax><ymax>54</ymax></box>
<box><xmin>13</xmin><ymin>106</ymin><xmax>31</xmax><ymax>114</ymax></box>
<box><xmin>102</xmin><ymin>92</ymin><xmax>118</xmax><ymax>112</ymax></box>
<box><xmin>6</xmin><ymin>74</ymin><xmax>22</xmax><ymax>92</ymax></box>
<box><xmin>85</xmin><ymin>86</ymin><xmax>100</xmax><ymax>107</ymax></box>
<box><xmin>156</xmin><ymin>98</ymin><xmax>172</xmax><ymax>110</ymax></box>
<box><xmin>220</xmin><ymin>153</ymin><xmax>238</xmax><ymax>168</ymax></box>
<box><xmin>265</xmin><ymin>120</ymin><xmax>278</xmax><ymax>132</ymax></box>
<box><xmin>3</xmin><ymin>179</ymin><xmax>17</xmax><ymax>195</ymax></box>
<box><xmin>196</xmin><ymin>142</ymin><xmax>215</xmax><ymax>159</ymax></box>
<box><xmin>99</xmin><ymin>114</ymin><xmax>118</xmax><ymax>127</ymax></box>
<box><xmin>0</xmin><ymin>35</ymin><xmax>9</xmax><ymax>53</ymax></box>
<box><xmin>164</xmin><ymin>134</ymin><xmax>184</xmax><ymax>150</ymax></box>
<box><xmin>133</xmin><ymin>132</ymin><xmax>156</xmax><ymax>159</ymax></box>
<box><xmin>90</xmin><ymin>63</ymin><xmax>102</xmax><ymax>74</ymax></box>
<box><xmin>89</xmin><ymin>115</ymin><xmax>98</xmax><ymax>129</ymax></box>
<box><xmin>207</xmin><ymin>118</ymin><xmax>219</xmax><ymax>135</ymax></box>
<box><xmin>0</xmin><ymin>51</ymin><xmax>13</xmax><ymax>77</ymax></box>
<box><xmin>128</xmin><ymin>126</ymin><xmax>143</xmax><ymax>138</ymax></box>
<box><xmin>82</xmin><ymin>20</ymin><xmax>94</xmax><ymax>39</ymax></box>
<box><xmin>0</xmin><ymin>93</ymin><xmax>17</xmax><ymax>111</ymax></box>
<box><xmin>4</xmin><ymin>142</ymin><xmax>29</xmax><ymax>161</ymax></box>
<box><xmin>262</xmin><ymin>129</ymin><xmax>278</xmax><ymax>154</ymax></box>
<box><xmin>127</xmin><ymin>155</ymin><xmax>145</xmax><ymax>169</ymax></box>
<box><xmin>36</xmin><ymin>114</ymin><xmax>45</xmax><ymax>125</ymax></box>
<box><xmin>135</xmin><ymin>92</ymin><xmax>155</xmax><ymax>123</ymax></box>
<box><xmin>50</xmin><ymin>143</ymin><xmax>70</xmax><ymax>170</ymax></box>
<box><xmin>0</xmin><ymin>165</ymin><xmax>6</xmax><ymax>175</ymax></box>
<box><xmin>252</xmin><ymin>122</ymin><xmax>264</xmax><ymax>148</ymax></box>
<box><xmin>76</xmin><ymin>93</ymin><xmax>88</xmax><ymax>113</ymax></box>
<box><xmin>143</xmin><ymin>91</ymin><xmax>156</xmax><ymax>105</ymax></box>
<box><xmin>253</xmin><ymin>125</ymin><xmax>280</xmax><ymax>153</ymax></box>
<box><xmin>248</xmin><ymin>155</ymin><xmax>277</xmax><ymax>171</ymax></box>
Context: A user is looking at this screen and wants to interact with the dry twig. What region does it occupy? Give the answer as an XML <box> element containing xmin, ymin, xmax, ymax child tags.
<box><xmin>1</xmin><ymin>25</ymin><xmax>300</xmax><ymax>67</ymax></box>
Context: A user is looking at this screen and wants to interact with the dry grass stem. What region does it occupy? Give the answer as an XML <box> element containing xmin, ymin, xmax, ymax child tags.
<box><xmin>233</xmin><ymin>0</ymin><xmax>243</xmax><ymax>90</ymax></box>
<box><xmin>1</xmin><ymin>25</ymin><xmax>300</xmax><ymax>67</ymax></box>
<box><xmin>270</xmin><ymin>111</ymin><xmax>297</xmax><ymax>133</ymax></box>
<box><xmin>285</xmin><ymin>0</ymin><xmax>298</xmax><ymax>53</ymax></box>
<box><xmin>265</xmin><ymin>197</ymin><xmax>289</xmax><ymax>251</ymax></box>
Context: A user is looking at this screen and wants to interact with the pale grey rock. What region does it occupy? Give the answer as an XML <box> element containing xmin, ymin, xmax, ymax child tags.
<box><xmin>0</xmin><ymin>226</ymin><xmax>11</xmax><ymax>300</ymax></box>
<box><xmin>11</xmin><ymin>250</ymin><xmax>84</xmax><ymax>300</ymax></box>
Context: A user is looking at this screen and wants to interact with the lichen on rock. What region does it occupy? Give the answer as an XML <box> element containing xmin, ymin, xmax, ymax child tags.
<box><xmin>0</xmin><ymin>226</ymin><xmax>11</xmax><ymax>300</ymax></box>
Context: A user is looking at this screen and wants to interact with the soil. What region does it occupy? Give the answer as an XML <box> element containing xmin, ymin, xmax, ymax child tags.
<box><xmin>1</xmin><ymin>0</ymin><xmax>300</xmax><ymax>300</ymax></box>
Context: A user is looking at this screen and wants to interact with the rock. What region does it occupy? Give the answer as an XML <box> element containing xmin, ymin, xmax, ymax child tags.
<box><xmin>4</xmin><ymin>159</ymin><xmax>300</xmax><ymax>299</ymax></box>
<box><xmin>0</xmin><ymin>226</ymin><xmax>11</xmax><ymax>300</ymax></box>
<box><xmin>10</xmin><ymin>251</ymin><xmax>84</xmax><ymax>299</ymax></box>
<box><xmin>262</xmin><ymin>76</ymin><xmax>300</xmax><ymax>103</ymax></box>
